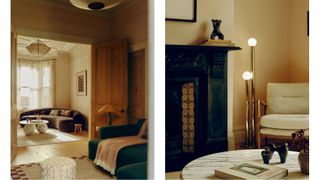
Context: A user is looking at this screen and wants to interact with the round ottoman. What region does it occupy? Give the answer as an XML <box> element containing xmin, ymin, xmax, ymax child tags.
<box><xmin>40</xmin><ymin>156</ymin><xmax>76</xmax><ymax>180</ymax></box>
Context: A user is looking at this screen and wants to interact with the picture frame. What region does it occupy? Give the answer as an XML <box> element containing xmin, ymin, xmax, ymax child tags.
<box><xmin>76</xmin><ymin>70</ymin><xmax>87</xmax><ymax>96</ymax></box>
<box><xmin>166</xmin><ymin>0</ymin><xmax>197</xmax><ymax>22</ymax></box>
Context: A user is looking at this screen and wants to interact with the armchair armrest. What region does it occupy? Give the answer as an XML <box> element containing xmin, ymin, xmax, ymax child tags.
<box><xmin>256</xmin><ymin>100</ymin><xmax>267</xmax><ymax>131</ymax></box>
<box><xmin>100</xmin><ymin>124</ymin><xmax>138</xmax><ymax>139</ymax></box>
<box><xmin>257</xmin><ymin>100</ymin><xmax>267</xmax><ymax>119</ymax></box>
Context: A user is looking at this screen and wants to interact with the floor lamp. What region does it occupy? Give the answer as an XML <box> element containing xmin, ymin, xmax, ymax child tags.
<box><xmin>242</xmin><ymin>37</ymin><xmax>257</xmax><ymax>148</ymax></box>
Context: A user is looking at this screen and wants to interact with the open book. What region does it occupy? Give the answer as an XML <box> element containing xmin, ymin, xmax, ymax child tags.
<box><xmin>215</xmin><ymin>161</ymin><xmax>288</xmax><ymax>179</ymax></box>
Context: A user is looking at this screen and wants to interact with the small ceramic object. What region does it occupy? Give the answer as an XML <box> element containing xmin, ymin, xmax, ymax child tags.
<box><xmin>264</xmin><ymin>143</ymin><xmax>288</xmax><ymax>163</ymax></box>
<box><xmin>261</xmin><ymin>150</ymin><xmax>273</xmax><ymax>164</ymax></box>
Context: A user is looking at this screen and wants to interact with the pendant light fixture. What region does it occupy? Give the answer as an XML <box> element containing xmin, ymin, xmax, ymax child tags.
<box><xmin>69</xmin><ymin>0</ymin><xmax>122</xmax><ymax>11</ymax></box>
<box><xmin>26</xmin><ymin>39</ymin><xmax>51</xmax><ymax>57</ymax></box>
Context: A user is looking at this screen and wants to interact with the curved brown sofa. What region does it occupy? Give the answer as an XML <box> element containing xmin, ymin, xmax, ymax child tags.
<box><xmin>20</xmin><ymin>108</ymin><xmax>86</xmax><ymax>132</ymax></box>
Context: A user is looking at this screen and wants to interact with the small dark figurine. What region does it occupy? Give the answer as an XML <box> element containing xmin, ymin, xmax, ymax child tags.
<box><xmin>261</xmin><ymin>150</ymin><xmax>273</xmax><ymax>164</ymax></box>
<box><xmin>210</xmin><ymin>19</ymin><xmax>224</xmax><ymax>40</ymax></box>
<box><xmin>261</xmin><ymin>143</ymin><xmax>288</xmax><ymax>164</ymax></box>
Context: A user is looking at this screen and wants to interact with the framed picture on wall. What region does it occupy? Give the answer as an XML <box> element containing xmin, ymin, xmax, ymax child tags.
<box><xmin>166</xmin><ymin>0</ymin><xmax>197</xmax><ymax>22</ymax></box>
<box><xmin>76</xmin><ymin>70</ymin><xmax>87</xmax><ymax>96</ymax></box>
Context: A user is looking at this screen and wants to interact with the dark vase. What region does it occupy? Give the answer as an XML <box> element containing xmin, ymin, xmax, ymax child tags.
<box><xmin>298</xmin><ymin>151</ymin><xmax>309</xmax><ymax>174</ymax></box>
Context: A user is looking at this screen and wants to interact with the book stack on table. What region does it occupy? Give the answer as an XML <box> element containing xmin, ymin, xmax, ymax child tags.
<box><xmin>215</xmin><ymin>161</ymin><xmax>288</xmax><ymax>179</ymax></box>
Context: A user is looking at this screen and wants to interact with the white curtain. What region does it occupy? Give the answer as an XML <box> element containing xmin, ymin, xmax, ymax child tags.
<box><xmin>17</xmin><ymin>60</ymin><xmax>54</xmax><ymax>110</ymax></box>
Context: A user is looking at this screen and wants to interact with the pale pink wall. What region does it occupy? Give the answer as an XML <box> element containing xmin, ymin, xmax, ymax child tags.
<box><xmin>233</xmin><ymin>0</ymin><xmax>292</xmax><ymax>143</ymax></box>
<box><xmin>289</xmin><ymin>0</ymin><xmax>309</xmax><ymax>82</ymax></box>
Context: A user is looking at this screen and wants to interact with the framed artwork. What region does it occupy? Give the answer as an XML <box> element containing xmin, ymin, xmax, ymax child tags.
<box><xmin>76</xmin><ymin>70</ymin><xmax>87</xmax><ymax>96</ymax></box>
<box><xmin>166</xmin><ymin>0</ymin><xmax>197</xmax><ymax>22</ymax></box>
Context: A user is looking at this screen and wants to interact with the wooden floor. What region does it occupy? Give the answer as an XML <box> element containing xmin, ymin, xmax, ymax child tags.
<box><xmin>12</xmin><ymin>131</ymin><xmax>89</xmax><ymax>166</ymax></box>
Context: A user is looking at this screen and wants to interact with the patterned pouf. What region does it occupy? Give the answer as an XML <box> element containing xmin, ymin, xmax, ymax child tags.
<box><xmin>40</xmin><ymin>156</ymin><xmax>76</xmax><ymax>180</ymax></box>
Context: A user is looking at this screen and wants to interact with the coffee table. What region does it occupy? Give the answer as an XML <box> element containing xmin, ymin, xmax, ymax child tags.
<box><xmin>20</xmin><ymin>120</ymin><xmax>49</xmax><ymax>135</ymax></box>
<box><xmin>181</xmin><ymin>149</ymin><xmax>308</xmax><ymax>179</ymax></box>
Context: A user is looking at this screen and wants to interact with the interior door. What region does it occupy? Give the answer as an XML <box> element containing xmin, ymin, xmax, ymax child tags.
<box><xmin>128</xmin><ymin>49</ymin><xmax>146</xmax><ymax>124</ymax></box>
<box><xmin>90</xmin><ymin>40</ymin><xmax>128</xmax><ymax>139</ymax></box>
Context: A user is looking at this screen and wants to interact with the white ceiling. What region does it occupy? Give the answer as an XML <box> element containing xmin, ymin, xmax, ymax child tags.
<box><xmin>17</xmin><ymin>35</ymin><xmax>77</xmax><ymax>60</ymax></box>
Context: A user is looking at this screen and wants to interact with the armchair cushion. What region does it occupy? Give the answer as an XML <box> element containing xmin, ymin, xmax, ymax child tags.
<box><xmin>260</xmin><ymin>128</ymin><xmax>309</xmax><ymax>137</ymax></box>
<box><xmin>260</xmin><ymin>114</ymin><xmax>309</xmax><ymax>130</ymax></box>
<box><xmin>267</xmin><ymin>83</ymin><xmax>309</xmax><ymax>114</ymax></box>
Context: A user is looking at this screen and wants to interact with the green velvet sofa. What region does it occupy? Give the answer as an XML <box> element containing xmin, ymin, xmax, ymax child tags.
<box><xmin>88</xmin><ymin>119</ymin><xmax>147</xmax><ymax>179</ymax></box>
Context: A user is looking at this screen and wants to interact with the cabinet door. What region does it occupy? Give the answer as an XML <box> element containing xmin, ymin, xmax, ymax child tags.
<box><xmin>90</xmin><ymin>40</ymin><xmax>128</xmax><ymax>139</ymax></box>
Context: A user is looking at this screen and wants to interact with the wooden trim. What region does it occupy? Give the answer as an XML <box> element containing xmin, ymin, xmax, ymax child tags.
<box><xmin>89</xmin><ymin>43</ymin><xmax>97</xmax><ymax>140</ymax></box>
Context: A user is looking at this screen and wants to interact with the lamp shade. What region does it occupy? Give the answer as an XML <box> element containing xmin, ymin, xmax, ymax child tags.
<box><xmin>98</xmin><ymin>104</ymin><xmax>118</xmax><ymax>113</ymax></box>
<box><xmin>242</xmin><ymin>71</ymin><xmax>252</xmax><ymax>80</ymax></box>
<box><xmin>247</xmin><ymin>38</ymin><xmax>257</xmax><ymax>47</ymax></box>
<box><xmin>69</xmin><ymin>0</ymin><xmax>122</xmax><ymax>10</ymax></box>
<box><xmin>26</xmin><ymin>39</ymin><xmax>51</xmax><ymax>56</ymax></box>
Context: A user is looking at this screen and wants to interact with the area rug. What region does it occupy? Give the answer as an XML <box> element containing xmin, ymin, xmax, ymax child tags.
<box><xmin>11</xmin><ymin>156</ymin><xmax>115</xmax><ymax>180</ymax></box>
<box><xmin>17</xmin><ymin>127</ymin><xmax>82</xmax><ymax>147</ymax></box>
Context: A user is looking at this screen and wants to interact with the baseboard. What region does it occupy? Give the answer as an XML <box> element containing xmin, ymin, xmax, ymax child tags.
<box><xmin>234</xmin><ymin>125</ymin><xmax>246</xmax><ymax>145</ymax></box>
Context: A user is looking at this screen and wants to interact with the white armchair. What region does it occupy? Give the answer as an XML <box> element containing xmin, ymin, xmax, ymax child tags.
<box><xmin>256</xmin><ymin>83</ymin><xmax>309</xmax><ymax>148</ymax></box>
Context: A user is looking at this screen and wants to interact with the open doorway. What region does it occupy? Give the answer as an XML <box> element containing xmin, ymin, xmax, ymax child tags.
<box><xmin>15</xmin><ymin>34</ymin><xmax>91</xmax><ymax>150</ymax></box>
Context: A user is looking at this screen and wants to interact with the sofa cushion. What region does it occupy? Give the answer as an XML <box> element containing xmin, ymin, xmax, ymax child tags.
<box><xmin>116</xmin><ymin>161</ymin><xmax>147</xmax><ymax>179</ymax></box>
<box><xmin>260</xmin><ymin>114</ymin><xmax>309</xmax><ymax>130</ymax></box>
<box><xmin>49</xmin><ymin>109</ymin><xmax>60</xmax><ymax>116</ymax></box>
<box><xmin>60</xmin><ymin>110</ymin><xmax>73</xmax><ymax>117</ymax></box>
<box><xmin>117</xmin><ymin>144</ymin><xmax>147</xmax><ymax>169</ymax></box>
<box><xmin>138</xmin><ymin>121</ymin><xmax>148</xmax><ymax>139</ymax></box>
<box><xmin>55</xmin><ymin>116</ymin><xmax>74</xmax><ymax>132</ymax></box>
<box><xmin>266</xmin><ymin>83</ymin><xmax>309</xmax><ymax>114</ymax></box>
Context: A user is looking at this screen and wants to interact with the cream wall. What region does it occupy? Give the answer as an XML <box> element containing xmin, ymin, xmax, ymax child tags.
<box><xmin>54</xmin><ymin>51</ymin><xmax>71</xmax><ymax>108</ymax></box>
<box><xmin>289</xmin><ymin>0</ymin><xmax>309</xmax><ymax>82</ymax></box>
<box><xmin>69</xmin><ymin>45</ymin><xmax>91</xmax><ymax>129</ymax></box>
<box><xmin>166</xmin><ymin>0</ymin><xmax>309</xmax><ymax>145</ymax></box>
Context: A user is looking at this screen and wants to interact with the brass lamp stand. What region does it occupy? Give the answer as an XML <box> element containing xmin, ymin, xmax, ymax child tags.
<box><xmin>242</xmin><ymin>38</ymin><xmax>257</xmax><ymax>148</ymax></box>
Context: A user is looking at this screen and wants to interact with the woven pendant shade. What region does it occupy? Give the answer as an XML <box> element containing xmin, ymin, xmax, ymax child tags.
<box><xmin>26</xmin><ymin>39</ymin><xmax>51</xmax><ymax>56</ymax></box>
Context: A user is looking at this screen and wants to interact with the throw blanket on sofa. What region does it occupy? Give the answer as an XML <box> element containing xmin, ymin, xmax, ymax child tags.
<box><xmin>94</xmin><ymin>121</ymin><xmax>148</xmax><ymax>175</ymax></box>
<box><xmin>94</xmin><ymin>136</ymin><xmax>147</xmax><ymax>175</ymax></box>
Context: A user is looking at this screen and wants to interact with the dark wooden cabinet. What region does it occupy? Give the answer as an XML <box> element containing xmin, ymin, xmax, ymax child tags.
<box><xmin>165</xmin><ymin>44</ymin><xmax>241</xmax><ymax>171</ymax></box>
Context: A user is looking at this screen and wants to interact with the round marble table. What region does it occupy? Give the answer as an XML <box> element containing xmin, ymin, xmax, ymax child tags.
<box><xmin>20</xmin><ymin>120</ymin><xmax>49</xmax><ymax>135</ymax></box>
<box><xmin>181</xmin><ymin>149</ymin><xmax>308</xmax><ymax>179</ymax></box>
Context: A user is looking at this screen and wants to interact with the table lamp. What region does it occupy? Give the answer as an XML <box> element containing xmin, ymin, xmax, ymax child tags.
<box><xmin>98</xmin><ymin>104</ymin><xmax>118</xmax><ymax>126</ymax></box>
